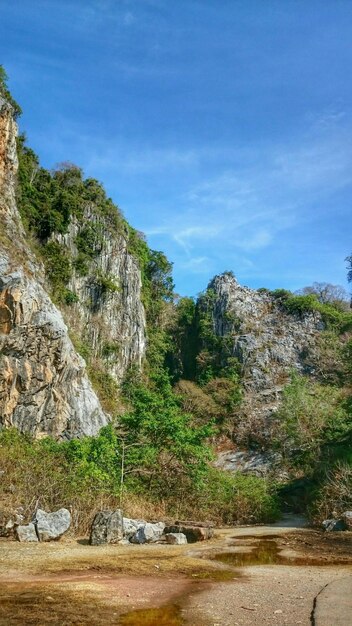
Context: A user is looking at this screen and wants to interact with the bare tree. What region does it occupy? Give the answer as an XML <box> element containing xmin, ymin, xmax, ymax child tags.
<box><xmin>296</xmin><ymin>282</ymin><xmax>350</xmax><ymax>310</ymax></box>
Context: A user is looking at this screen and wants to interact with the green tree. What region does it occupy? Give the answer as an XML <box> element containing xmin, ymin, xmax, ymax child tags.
<box><xmin>0</xmin><ymin>66</ymin><xmax>22</xmax><ymax>118</ymax></box>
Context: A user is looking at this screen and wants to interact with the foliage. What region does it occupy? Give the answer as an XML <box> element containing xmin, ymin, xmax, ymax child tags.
<box><xmin>194</xmin><ymin>468</ymin><xmax>280</xmax><ymax>524</ymax></box>
<box><xmin>75</xmin><ymin>224</ymin><xmax>104</xmax><ymax>259</ymax></box>
<box><xmin>0</xmin><ymin>65</ymin><xmax>22</xmax><ymax>118</ymax></box>
<box><xmin>297</xmin><ymin>282</ymin><xmax>349</xmax><ymax>310</ymax></box>
<box><xmin>0</xmin><ymin>426</ymin><xmax>121</xmax><ymax>534</ymax></box>
<box><xmin>194</xmin><ymin>288</ymin><xmax>242</xmax><ymax>384</ymax></box>
<box><xmin>121</xmin><ymin>369</ymin><xmax>215</xmax><ymax>499</ymax></box>
<box><xmin>275</xmin><ymin>292</ymin><xmax>352</xmax><ymax>331</ymax></box>
<box><xmin>274</xmin><ymin>373</ymin><xmax>352</xmax><ymax>473</ymax></box>
<box><xmin>270</xmin><ymin>288</ymin><xmax>292</xmax><ymax>301</ymax></box>
<box><xmin>42</xmin><ymin>241</ymin><xmax>73</xmax><ymax>302</ymax></box>
<box><xmin>87</xmin><ymin>362</ymin><xmax>120</xmax><ymax>415</ymax></box>
<box><xmin>310</xmin><ymin>461</ymin><xmax>352</xmax><ymax>524</ymax></box>
<box><xmin>92</xmin><ymin>271</ymin><xmax>119</xmax><ymax>295</ymax></box>
<box><xmin>166</xmin><ymin>297</ymin><xmax>198</xmax><ymax>381</ymax></box>
<box><xmin>0</xmin><ymin>427</ymin><xmax>280</xmax><ymax>530</ymax></box>
<box><xmin>174</xmin><ymin>379</ymin><xmax>222</xmax><ymax>422</ymax></box>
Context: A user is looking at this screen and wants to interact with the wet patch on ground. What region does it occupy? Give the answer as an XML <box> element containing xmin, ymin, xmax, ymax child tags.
<box><xmin>118</xmin><ymin>604</ymin><xmax>183</xmax><ymax>625</ymax></box>
<box><xmin>212</xmin><ymin>533</ymin><xmax>352</xmax><ymax>567</ymax></box>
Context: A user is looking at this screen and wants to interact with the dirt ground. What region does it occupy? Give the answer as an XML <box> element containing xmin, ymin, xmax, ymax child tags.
<box><xmin>0</xmin><ymin>523</ymin><xmax>351</xmax><ymax>625</ymax></box>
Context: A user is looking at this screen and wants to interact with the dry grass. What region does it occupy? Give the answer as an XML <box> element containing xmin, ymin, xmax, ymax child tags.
<box><xmin>0</xmin><ymin>538</ymin><xmax>238</xmax><ymax>625</ymax></box>
<box><xmin>0</xmin><ymin>584</ymin><xmax>121</xmax><ymax>626</ymax></box>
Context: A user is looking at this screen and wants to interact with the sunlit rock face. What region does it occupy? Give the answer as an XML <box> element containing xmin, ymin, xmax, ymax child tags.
<box><xmin>205</xmin><ymin>272</ymin><xmax>323</xmax><ymax>450</ymax></box>
<box><xmin>209</xmin><ymin>272</ymin><xmax>322</xmax><ymax>389</ymax></box>
<box><xmin>54</xmin><ymin>208</ymin><xmax>146</xmax><ymax>383</ymax></box>
<box><xmin>0</xmin><ymin>97</ymin><xmax>107</xmax><ymax>438</ymax></box>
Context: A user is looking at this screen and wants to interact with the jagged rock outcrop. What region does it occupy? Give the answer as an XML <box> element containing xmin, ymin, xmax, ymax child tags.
<box><xmin>55</xmin><ymin>208</ymin><xmax>146</xmax><ymax>383</ymax></box>
<box><xmin>208</xmin><ymin>273</ymin><xmax>323</xmax><ymax>389</ymax></box>
<box><xmin>203</xmin><ymin>273</ymin><xmax>323</xmax><ymax>457</ymax></box>
<box><xmin>0</xmin><ymin>95</ymin><xmax>147</xmax><ymax>437</ymax></box>
<box><xmin>0</xmin><ymin>97</ymin><xmax>108</xmax><ymax>437</ymax></box>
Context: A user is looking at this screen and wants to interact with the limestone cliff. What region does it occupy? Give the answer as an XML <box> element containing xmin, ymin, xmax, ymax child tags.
<box><xmin>0</xmin><ymin>97</ymin><xmax>146</xmax><ymax>438</ymax></box>
<box><xmin>201</xmin><ymin>273</ymin><xmax>324</xmax><ymax>470</ymax></box>
<box><xmin>54</xmin><ymin>206</ymin><xmax>146</xmax><ymax>383</ymax></box>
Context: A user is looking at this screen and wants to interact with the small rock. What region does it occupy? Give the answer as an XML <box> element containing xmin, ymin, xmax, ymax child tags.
<box><xmin>123</xmin><ymin>517</ymin><xmax>145</xmax><ymax>540</ymax></box>
<box><xmin>322</xmin><ymin>519</ymin><xmax>347</xmax><ymax>532</ymax></box>
<box><xmin>90</xmin><ymin>509</ymin><xmax>123</xmax><ymax>545</ymax></box>
<box><xmin>15</xmin><ymin>523</ymin><xmax>38</xmax><ymax>542</ymax></box>
<box><xmin>130</xmin><ymin>521</ymin><xmax>165</xmax><ymax>544</ymax></box>
<box><xmin>165</xmin><ymin>532</ymin><xmax>188</xmax><ymax>545</ymax></box>
<box><xmin>274</xmin><ymin>609</ymin><xmax>283</xmax><ymax>614</ymax></box>
<box><xmin>33</xmin><ymin>508</ymin><xmax>71</xmax><ymax>541</ymax></box>
<box><xmin>164</xmin><ymin>524</ymin><xmax>213</xmax><ymax>543</ymax></box>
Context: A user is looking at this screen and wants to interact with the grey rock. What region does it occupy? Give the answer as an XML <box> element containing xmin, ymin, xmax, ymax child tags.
<box><xmin>342</xmin><ymin>511</ymin><xmax>352</xmax><ymax>529</ymax></box>
<box><xmin>89</xmin><ymin>509</ymin><xmax>124</xmax><ymax>545</ymax></box>
<box><xmin>164</xmin><ymin>524</ymin><xmax>213</xmax><ymax>543</ymax></box>
<box><xmin>33</xmin><ymin>508</ymin><xmax>71</xmax><ymax>541</ymax></box>
<box><xmin>15</xmin><ymin>523</ymin><xmax>38</xmax><ymax>542</ymax></box>
<box><xmin>130</xmin><ymin>521</ymin><xmax>165</xmax><ymax>544</ymax></box>
<box><xmin>54</xmin><ymin>207</ymin><xmax>146</xmax><ymax>385</ymax></box>
<box><xmin>123</xmin><ymin>517</ymin><xmax>145</xmax><ymax>540</ymax></box>
<box><xmin>165</xmin><ymin>532</ymin><xmax>187</xmax><ymax>545</ymax></box>
<box><xmin>215</xmin><ymin>449</ymin><xmax>282</xmax><ymax>477</ymax></box>
<box><xmin>322</xmin><ymin>519</ymin><xmax>347</xmax><ymax>532</ymax></box>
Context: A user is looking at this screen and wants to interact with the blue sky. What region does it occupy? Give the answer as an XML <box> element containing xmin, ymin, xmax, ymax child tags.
<box><xmin>1</xmin><ymin>0</ymin><xmax>352</xmax><ymax>296</ymax></box>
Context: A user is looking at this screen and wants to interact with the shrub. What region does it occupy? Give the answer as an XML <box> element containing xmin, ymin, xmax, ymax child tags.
<box><xmin>0</xmin><ymin>65</ymin><xmax>22</xmax><ymax>118</ymax></box>
<box><xmin>42</xmin><ymin>241</ymin><xmax>72</xmax><ymax>297</ymax></box>
<box><xmin>274</xmin><ymin>374</ymin><xmax>352</xmax><ymax>473</ymax></box>
<box><xmin>310</xmin><ymin>462</ymin><xmax>352</xmax><ymax>524</ymax></box>
<box><xmin>195</xmin><ymin>469</ymin><xmax>280</xmax><ymax>524</ymax></box>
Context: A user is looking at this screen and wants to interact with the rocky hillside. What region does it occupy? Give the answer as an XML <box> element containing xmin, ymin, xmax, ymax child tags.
<box><xmin>207</xmin><ymin>272</ymin><xmax>323</xmax><ymax>416</ymax></box>
<box><xmin>187</xmin><ymin>272</ymin><xmax>330</xmax><ymax>473</ymax></box>
<box><xmin>0</xmin><ymin>96</ymin><xmax>146</xmax><ymax>438</ymax></box>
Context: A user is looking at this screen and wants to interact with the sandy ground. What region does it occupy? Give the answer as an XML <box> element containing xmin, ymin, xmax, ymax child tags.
<box><xmin>0</xmin><ymin>521</ymin><xmax>351</xmax><ymax>625</ymax></box>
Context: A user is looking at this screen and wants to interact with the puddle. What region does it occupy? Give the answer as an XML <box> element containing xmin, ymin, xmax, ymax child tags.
<box><xmin>118</xmin><ymin>605</ymin><xmax>183</xmax><ymax>625</ymax></box>
<box><xmin>214</xmin><ymin>538</ymin><xmax>347</xmax><ymax>567</ymax></box>
<box><xmin>231</xmin><ymin>534</ymin><xmax>281</xmax><ymax>540</ymax></box>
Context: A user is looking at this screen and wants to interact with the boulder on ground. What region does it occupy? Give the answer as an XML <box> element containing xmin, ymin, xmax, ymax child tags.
<box><xmin>130</xmin><ymin>521</ymin><xmax>165</xmax><ymax>544</ymax></box>
<box><xmin>15</xmin><ymin>523</ymin><xmax>38</xmax><ymax>542</ymax></box>
<box><xmin>342</xmin><ymin>511</ymin><xmax>352</xmax><ymax>529</ymax></box>
<box><xmin>164</xmin><ymin>524</ymin><xmax>213</xmax><ymax>543</ymax></box>
<box><xmin>90</xmin><ymin>509</ymin><xmax>123</xmax><ymax>545</ymax></box>
<box><xmin>322</xmin><ymin>519</ymin><xmax>347</xmax><ymax>532</ymax></box>
<box><xmin>165</xmin><ymin>532</ymin><xmax>187</xmax><ymax>545</ymax></box>
<box><xmin>123</xmin><ymin>517</ymin><xmax>145</xmax><ymax>540</ymax></box>
<box><xmin>33</xmin><ymin>508</ymin><xmax>71</xmax><ymax>542</ymax></box>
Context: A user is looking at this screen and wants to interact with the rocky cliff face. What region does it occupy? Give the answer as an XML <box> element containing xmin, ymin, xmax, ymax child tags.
<box><xmin>0</xmin><ymin>97</ymin><xmax>145</xmax><ymax>438</ymax></box>
<box><xmin>55</xmin><ymin>208</ymin><xmax>146</xmax><ymax>383</ymax></box>
<box><xmin>204</xmin><ymin>273</ymin><xmax>323</xmax><ymax>466</ymax></box>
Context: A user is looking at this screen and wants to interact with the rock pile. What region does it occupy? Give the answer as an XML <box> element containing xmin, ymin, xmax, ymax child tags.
<box><xmin>164</xmin><ymin>521</ymin><xmax>214</xmax><ymax>543</ymax></box>
<box><xmin>89</xmin><ymin>511</ymin><xmax>165</xmax><ymax>545</ymax></box>
<box><xmin>14</xmin><ymin>507</ymin><xmax>71</xmax><ymax>542</ymax></box>
<box><xmin>89</xmin><ymin>510</ymin><xmax>214</xmax><ymax>545</ymax></box>
<box><xmin>322</xmin><ymin>512</ymin><xmax>352</xmax><ymax>532</ymax></box>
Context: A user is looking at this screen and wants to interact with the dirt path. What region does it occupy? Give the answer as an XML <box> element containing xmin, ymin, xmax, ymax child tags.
<box><xmin>0</xmin><ymin>520</ymin><xmax>351</xmax><ymax>625</ymax></box>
